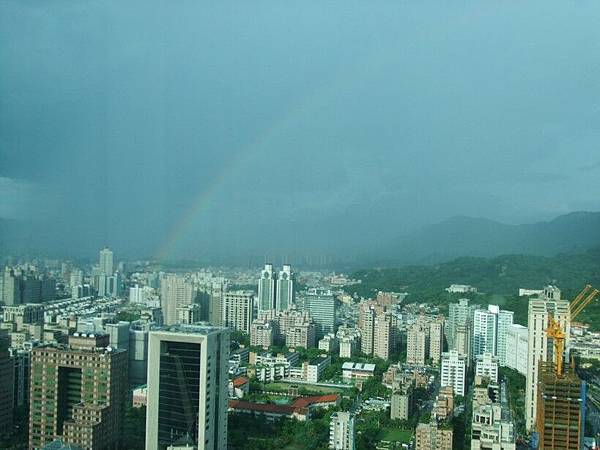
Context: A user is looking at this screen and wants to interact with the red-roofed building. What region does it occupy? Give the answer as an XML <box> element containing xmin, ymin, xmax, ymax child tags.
<box><xmin>229</xmin><ymin>377</ymin><xmax>250</xmax><ymax>399</ymax></box>
<box><xmin>228</xmin><ymin>394</ymin><xmax>340</xmax><ymax>422</ymax></box>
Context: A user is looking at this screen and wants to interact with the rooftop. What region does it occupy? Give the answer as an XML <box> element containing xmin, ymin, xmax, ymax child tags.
<box><xmin>342</xmin><ymin>362</ymin><xmax>376</xmax><ymax>371</ymax></box>
<box><xmin>152</xmin><ymin>324</ymin><xmax>229</xmax><ymax>336</ymax></box>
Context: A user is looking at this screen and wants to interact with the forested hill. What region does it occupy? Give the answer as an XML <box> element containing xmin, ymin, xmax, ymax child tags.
<box><xmin>347</xmin><ymin>247</ymin><xmax>600</xmax><ymax>302</ymax></box>
<box><xmin>346</xmin><ymin>247</ymin><xmax>600</xmax><ymax>328</ymax></box>
<box><xmin>369</xmin><ymin>211</ymin><xmax>600</xmax><ymax>264</ymax></box>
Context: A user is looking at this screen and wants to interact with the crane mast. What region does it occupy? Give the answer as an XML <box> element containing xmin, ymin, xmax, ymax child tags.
<box><xmin>546</xmin><ymin>284</ymin><xmax>599</xmax><ymax>376</ymax></box>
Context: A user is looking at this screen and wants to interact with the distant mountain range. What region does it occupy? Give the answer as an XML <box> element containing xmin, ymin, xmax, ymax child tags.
<box><xmin>373</xmin><ymin>211</ymin><xmax>600</xmax><ymax>265</ymax></box>
<box><xmin>2</xmin><ymin>211</ymin><xmax>600</xmax><ymax>266</ymax></box>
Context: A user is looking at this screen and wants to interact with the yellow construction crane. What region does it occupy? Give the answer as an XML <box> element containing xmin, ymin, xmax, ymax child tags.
<box><xmin>546</xmin><ymin>284</ymin><xmax>599</xmax><ymax>376</ymax></box>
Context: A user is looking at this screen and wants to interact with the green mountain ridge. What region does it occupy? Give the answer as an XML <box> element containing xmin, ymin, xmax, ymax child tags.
<box><xmin>371</xmin><ymin>211</ymin><xmax>600</xmax><ymax>265</ymax></box>
<box><xmin>348</xmin><ymin>247</ymin><xmax>600</xmax><ymax>328</ymax></box>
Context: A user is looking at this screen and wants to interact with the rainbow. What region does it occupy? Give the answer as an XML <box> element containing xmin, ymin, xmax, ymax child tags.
<box><xmin>154</xmin><ymin>50</ymin><xmax>387</xmax><ymax>261</ymax></box>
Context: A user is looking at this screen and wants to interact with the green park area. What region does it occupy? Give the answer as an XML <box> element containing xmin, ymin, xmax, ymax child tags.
<box><xmin>378</xmin><ymin>428</ymin><xmax>413</xmax><ymax>443</ymax></box>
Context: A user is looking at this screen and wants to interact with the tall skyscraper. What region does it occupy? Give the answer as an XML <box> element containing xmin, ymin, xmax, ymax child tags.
<box><xmin>525</xmin><ymin>288</ymin><xmax>570</xmax><ymax>431</ymax></box>
<box><xmin>303</xmin><ymin>288</ymin><xmax>336</xmax><ymax>338</ymax></box>
<box><xmin>496</xmin><ymin>309</ymin><xmax>514</xmax><ymax>366</ymax></box>
<box><xmin>329</xmin><ymin>412</ymin><xmax>355</xmax><ymax>450</ymax></box>
<box><xmin>28</xmin><ymin>333</ymin><xmax>128</xmax><ymax>450</ymax></box>
<box><xmin>145</xmin><ymin>325</ymin><xmax>229</xmax><ymax>450</ymax></box>
<box><xmin>160</xmin><ymin>275</ymin><xmax>195</xmax><ymax>326</ymax></box>
<box><xmin>257</xmin><ymin>264</ymin><xmax>276</xmax><ymax>312</ymax></box>
<box><xmin>429</xmin><ymin>319</ymin><xmax>444</xmax><ymax>365</ymax></box>
<box><xmin>208</xmin><ymin>283</ymin><xmax>225</xmax><ymax>326</ymax></box>
<box><xmin>276</xmin><ymin>264</ymin><xmax>294</xmax><ymax>311</ymax></box>
<box><xmin>222</xmin><ymin>291</ymin><xmax>254</xmax><ymax>334</ymax></box>
<box><xmin>447</xmin><ymin>298</ymin><xmax>478</xmax><ymax>351</ymax></box>
<box><xmin>472</xmin><ymin>308</ymin><xmax>498</xmax><ymax>359</ymax></box>
<box><xmin>373</xmin><ymin>313</ymin><xmax>393</xmax><ymax>360</ymax></box>
<box><xmin>99</xmin><ymin>247</ymin><xmax>114</xmax><ymax>275</ymax></box>
<box><xmin>359</xmin><ymin>303</ymin><xmax>378</xmax><ymax>356</ymax></box>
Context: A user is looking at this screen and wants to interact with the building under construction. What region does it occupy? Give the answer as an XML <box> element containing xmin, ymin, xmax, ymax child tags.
<box><xmin>536</xmin><ymin>361</ymin><xmax>586</xmax><ymax>450</ymax></box>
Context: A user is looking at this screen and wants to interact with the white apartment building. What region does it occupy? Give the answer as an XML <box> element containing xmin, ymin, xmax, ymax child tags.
<box><xmin>441</xmin><ymin>350</ymin><xmax>467</xmax><ymax>397</ymax></box>
<box><xmin>329</xmin><ymin>412</ymin><xmax>355</xmax><ymax>450</ymax></box>
<box><xmin>496</xmin><ymin>310</ymin><xmax>514</xmax><ymax>366</ymax></box>
<box><xmin>250</xmin><ymin>319</ymin><xmax>274</xmax><ymax>348</ymax></box>
<box><xmin>160</xmin><ymin>275</ymin><xmax>194</xmax><ymax>326</ymax></box>
<box><xmin>475</xmin><ymin>352</ymin><xmax>499</xmax><ymax>383</ymax></box>
<box><xmin>473</xmin><ymin>308</ymin><xmax>497</xmax><ymax>359</ymax></box>
<box><xmin>222</xmin><ymin>290</ymin><xmax>254</xmax><ymax>334</ymax></box>
<box><xmin>319</xmin><ymin>333</ymin><xmax>339</xmax><ymax>353</ymax></box>
<box><xmin>504</xmin><ymin>324</ymin><xmax>528</xmax><ymax>375</ymax></box>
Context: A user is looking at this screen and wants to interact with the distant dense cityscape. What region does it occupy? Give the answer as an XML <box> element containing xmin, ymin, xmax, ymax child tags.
<box><xmin>0</xmin><ymin>247</ymin><xmax>599</xmax><ymax>450</ymax></box>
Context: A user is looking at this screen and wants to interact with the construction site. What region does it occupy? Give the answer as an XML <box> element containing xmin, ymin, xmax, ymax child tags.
<box><xmin>535</xmin><ymin>285</ymin><xmax>599</xmax><ymax>450</ymax></box>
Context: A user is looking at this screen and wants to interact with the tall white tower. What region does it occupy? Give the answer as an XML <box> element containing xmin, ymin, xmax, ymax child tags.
<box><xmin>276</xmin><ymin>264</ymin><xmax>294</xmax><ymax>311</ymax></box>
<box><xmin>99</xmin><ymin>247</ymin><xmax>114</xmax><ymax>275</ymax></box>
<box><xmin>257</xmin><ymin>263</ymin><xmax>276</xmax><ymax>312</ymax></box>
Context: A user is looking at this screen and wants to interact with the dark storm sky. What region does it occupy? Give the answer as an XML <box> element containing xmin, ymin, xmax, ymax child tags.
<box><xmin>1</xmin><ymin>0</ymin><xmax>600</xmax><ymax>260</ymax></box>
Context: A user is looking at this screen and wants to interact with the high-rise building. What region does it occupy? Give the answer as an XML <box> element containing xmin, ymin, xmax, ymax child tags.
<box><xmin>28</xmin><ymin>333</ymin><xmax>128</xmax><ymax>450</ymax></box>
<box><xmin>276</xmin><ymin>264</ymin><xmax>294</xmax><ymax>311</ymax></box>
<box><xmin>525</xmin><ymin>287</ymin><xmax>570</xmax><ymax>430</ymax></box>
<box><xmin>415</xmin><ymin>421</ymin><xmax>453</xmax><ymax>450</ymax></box>
<box><xmin>208</xmin><ymin>283</ymin><xmax>224</xmax><ymax>326</ymax></box>
<box><xmin>285</xmin><ymin>319</ymin><xmax>316</xmax><ymax>350</ymax></box>
<box><xmin>441</xmin><ymin>350</ymin><xmax>467</xmax><ymax>397</ymax></box>
<box><xmin>176</xmin><ymin>304</ymin><xmax>201</xmax><ymax>325</ymax></box>
<box><xmin>303</xmin><ymin>288</ymin><xmax>336</xmax><ymax>338</ymax></box>
<box><xmin>222</xmin><ymin>291</ymin><xmax>254</xmax><ymax>334</ymax></box>
<box><xmin>2</xmin><ymin>268</ymin><xmax>20</xmax><ymax>305</ymax></box>
<box><xmin>447</xmin><ymin>298</ymin><xmax>478</xmax><ymax>351</ymax></box>
<box><xmin>359</xmin><ymin>303</ymin><xmax>393</xmax><ymax>360</ymax></box>
<box><xmin>429</xmin><ymin>319</ymin><xmax>444</xmax><ymax>365</ymax></box>
<box><xmin>504</xmin><ymin>324</ymin><xmax>528</xmax><ymax>375</ymax></box>
<box><xmin>145</xmin><ymin>325</ymin><xmax>229</xmax><ymax>450</ymax></box>
<box><xmin>329</xmin><ymin>411</ymin><xmax>355</xmax><ymax>450</ymax></box>
<box><xmin>359</xmin><ymin>303</ymin><xmax>378</xmax><ymax>356</ymax></box>
<box><xmin>69</xmin><ymin>270</ymin><xmax>83</xmax><ymax>287</ymax></box>
<box><xmin>455</xmin><ymin>324</ymin><xmax>471</xmax><ymax>364</ymax></box>
<box><xmin>475</xmin><ymin>352</ymin><xmax>499</xmax><ymax>383</ymax></box>
<box><xmin>257</xmin><ymin>264</ymin><xmax>276</xmax><ymax>312</ymax></box>
<box><xmin>496</xmin><ymin>310</ymin><xmax>514</xmax><ymax>366</ymax></box>
<box><xmin>0</xmin><ymin>334</ymin><xmax>14</xmax><ymax>439</ymax></box>
<box><xmin>536</xmin><ymin>362</ymin><xmax>584</xmax><ymax>450</ymax></box>
<box><xmin>129</xmin><ymin>321</ymin><xmax>152</xmax><ymax>386</ymax></box>
<box><xmin>373</xmin><ymin>313</ymin><xmax>393</xmax><ymax>360</ymax></box>
<box><xmin>407</xmin><ymin>322</ymin><xmax>429</xmax><ymax>366</ymax></box>
<box><xmin>250</xmin><ymin>319</ymin><xmax>275</xmax><ymax>349</ymax></box>
<box><xmin>106</xmin><ymin>321</ymin><xmax>131</xmax><ymax>350</ymax></box>
<box><xmin>2</xmin><ymin>268</ymin><xmax>55</xmax><ymax>305</ymax></box>
<box><xmin>99</xmin><ymin>247</ymin><xmax>114</xmax><ymax>275</ymax></box>
<box><xmin>473</xmin><ymin>308</ymin><xmax>498</xmax><ymax>359</ymax></box>
<box><xmin>160</xmin><ymin>275</ymin><xmax>195</xmax><ymax>326</ymax></box>
<box><xmin>97</xmin><ymin>272</ymin><xmax>122</xmax><ymax>299</ymax></box>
